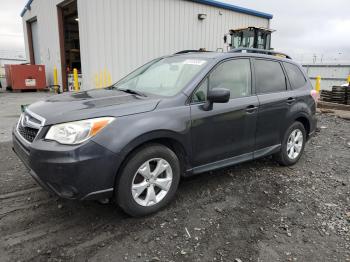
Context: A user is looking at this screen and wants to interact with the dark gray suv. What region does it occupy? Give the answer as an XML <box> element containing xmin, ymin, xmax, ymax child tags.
<box><xmin>13</xmin><ymin>51</ymin><xmax>317</xmax><ymax>216</ymax></box>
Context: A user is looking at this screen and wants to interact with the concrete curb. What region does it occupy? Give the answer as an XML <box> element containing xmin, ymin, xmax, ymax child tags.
<box><xmin>317</xmin><ymin>101</ymin><xmax>350</xmax><ymax>112</ymax></box>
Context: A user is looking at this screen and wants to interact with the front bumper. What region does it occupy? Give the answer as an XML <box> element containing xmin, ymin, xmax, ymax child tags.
<box><xmin>12</xmin><ymin>130</ymin><xmax>120</xmax><ymax>200</ymax></box>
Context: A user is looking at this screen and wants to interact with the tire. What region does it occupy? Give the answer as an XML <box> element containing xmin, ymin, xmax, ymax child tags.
<box><xmin>116</xmin><ymin>144</ymin><xmax>180</xmax><ymax>217</ymax></box>
<box><xmin>274</xmin><ymin>121</ymin><xmax>306</xmax><ymax>166</ymax></box>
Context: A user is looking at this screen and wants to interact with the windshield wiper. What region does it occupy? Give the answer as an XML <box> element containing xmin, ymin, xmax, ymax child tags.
<box><xmin>118</xmin><ymin>89</ymin><xmax>147</xmax><ymax>97</ymax></box>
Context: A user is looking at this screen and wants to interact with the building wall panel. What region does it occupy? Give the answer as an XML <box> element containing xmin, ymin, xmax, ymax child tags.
<box><xmin>23</xmin><ymin>0</ymin><xmax>269</xmax><ymax>90</ymax></box>
<box><xmin>78</xmin><ymin>0</ymin><xmax>268</xmax><ymax>89</ymax></box>
<box><xmin>22</xmin><ymin>0</ymin><xmax>65</xmax><ymax>88</ymax></box>
<box><xmin>303</xmin><ymin>64</ymin><xmax>350</xmax><ymax>90</ymax></box>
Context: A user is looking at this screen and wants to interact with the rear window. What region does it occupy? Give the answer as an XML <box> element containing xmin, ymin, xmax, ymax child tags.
<box><xmin>255</xmin><ymin>59</ymin><xmax>286</xmax><ymax>94</ymax></box>
<box><xmin>284</xmin><ymin>62</ymin><xmax>307</xmax><ymax>89</ymax></box>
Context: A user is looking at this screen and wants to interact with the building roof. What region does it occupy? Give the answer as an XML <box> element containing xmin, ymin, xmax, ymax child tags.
<box><xmin>20</xmin><ymin>0</ymin><xmax>33</xmax><ymax>17</ymax></box>
<box><xmin>189</xmin><ymin>0</ymin><xmax>272</xmax><ymax>19</ymax></box>
<box><xmin>21</xmin><ymin>0</ymin><xmax>273</xmax><ymax>19</ymax></box>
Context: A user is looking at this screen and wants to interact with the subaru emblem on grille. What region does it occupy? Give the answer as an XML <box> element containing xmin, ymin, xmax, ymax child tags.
<box><xmin>22</xmin><ymin>115</ymin><xmax>30</xmax><ymax>127</ymax></box>
<box><xmin>20</xmin><ymin>112</ymin><xmax>43</xmax><ymax>129</ymax></box>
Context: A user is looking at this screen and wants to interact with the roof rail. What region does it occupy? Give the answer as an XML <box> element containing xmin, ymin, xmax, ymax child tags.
<box><xmin>174</xmin><ymin>49</ymin><xmax>211</xmax><ymax>55</ymax></box>
<box><xmin>175</xmin><ymin>50</ymin><xmax>202</xmax><ymax>54</ymax></box>
<box><xmin>228</xmin><ymin>48</ymin><xmax>292</xmax><ymax>59</ymax></box>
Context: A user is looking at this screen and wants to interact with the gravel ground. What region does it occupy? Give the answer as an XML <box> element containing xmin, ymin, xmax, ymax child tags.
<box><xmin>0</xmin><ymin>90</ymin><xmax>51</xmax><ymax>142</ymax></box>
<box><xmin>0</xmin><ymin>92</ymin><xmax>349</xmax><ymax>262</ymax></box>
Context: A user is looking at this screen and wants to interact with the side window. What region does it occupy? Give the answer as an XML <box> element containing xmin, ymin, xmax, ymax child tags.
<box><xmin>255</xmin><ymin>60</ymin><xmax>286</xmax><ymax>94</ymax></box>
<box><xmin>209</xmin><ymin>59</ymin><xmax>251</xmax><ymax>99</ymax></box>
<box><xmin>284</xmin><ymin>62</ymin><xmax>307</xmax><ymax>89</ymax></box>
<box><xmin>192</xmin><ymin>78</ymin><xmax>208</xmax><ymax>103</ymax></box>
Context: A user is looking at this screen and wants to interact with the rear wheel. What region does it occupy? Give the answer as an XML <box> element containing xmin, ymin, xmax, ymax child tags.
<box><xmin>274</xmin><ymin>121</ymin><xmax>306</xmax><ymax>166</ymax></box>
<box><xmin>116</xmin><ymin>144</ymin><xmax>180</xmax><ymax>217</ymax></box>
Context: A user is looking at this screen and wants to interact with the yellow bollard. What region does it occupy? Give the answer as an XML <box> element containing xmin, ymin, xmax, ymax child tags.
<box><xmin>73</xmin><ymin>68</ymin><xmax>79</xmax><ymax>91</ymax></box>
<box><xmin>53</xmin><ymin>66</ymin><xmax>58</xmax><ymax>86</ymax></box>
<box><xmin>315</xmin><ymin>75</ymin><xmax>321</xmax><ymax>92</ymax></box>
<box><xmin>53</xmin><ymin>66</ymin><xmax>59</xmax><ymax>93</ymax></box>
<box><xmin>347</xmin><ymin>75</ymin><xmax>350</xmax><ymax>85</ymax></box>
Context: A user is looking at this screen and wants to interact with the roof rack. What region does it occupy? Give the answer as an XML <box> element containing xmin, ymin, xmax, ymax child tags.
<box><xmin>228</xmin><ymin>48</ymin><xmax>292</xmax><ymax>59</ymax></box>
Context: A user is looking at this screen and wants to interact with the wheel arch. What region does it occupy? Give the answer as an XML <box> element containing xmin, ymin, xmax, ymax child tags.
<box><xmin>294</xmin><ymin>114</ymin><xmax>311</xmax><ymax>137</ymax></box>
<box><xmin>114</xmin><ymin>131</ymin><xmax>190</xmax><ymax>191</ymax></box>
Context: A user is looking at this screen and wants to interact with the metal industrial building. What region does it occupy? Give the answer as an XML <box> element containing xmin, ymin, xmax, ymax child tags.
<box><xmin>303</xmin><ymin>63</ymin><xmax>350</xmax><ymax>90</ymax></box>
<box><xmin>21</xmin><ymin>0</ymin><xmax>272</xmax><ymax>91</ymax></box>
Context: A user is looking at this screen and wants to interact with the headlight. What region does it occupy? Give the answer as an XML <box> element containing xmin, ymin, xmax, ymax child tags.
<box><xmin>45</xmin><ymin>117</ymin><xmax>115</xmax><ymax>145</ymax></box>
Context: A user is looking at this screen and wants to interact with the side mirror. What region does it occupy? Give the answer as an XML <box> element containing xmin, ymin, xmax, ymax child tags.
<box><xmin>202</xmin><ymin>88</ymin><xmax>230</xmax><ymax>111</ymax></box>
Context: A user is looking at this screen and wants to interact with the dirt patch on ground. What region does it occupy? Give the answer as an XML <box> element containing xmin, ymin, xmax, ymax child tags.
<box><xmin>0</xmin><ymin>113</ymin><xmax>349</xmax><ymax>262</ymax></box>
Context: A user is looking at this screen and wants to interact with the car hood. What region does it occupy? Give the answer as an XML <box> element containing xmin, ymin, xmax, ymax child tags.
<box><xmin>27</xmin><ymin>89</ymin><xmax>161</xmax><ymax>125</ymax></box>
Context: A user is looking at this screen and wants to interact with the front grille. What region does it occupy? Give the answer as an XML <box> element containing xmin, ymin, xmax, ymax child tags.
<box><xmin>16</xmin><ymin>111</ymin><xmax>44</xmax><ymax>143</ymax></box>
<box><xmin>17</xmin><ymin>122</ymin><xmax>39</xmax><ymax>143</ymax></box>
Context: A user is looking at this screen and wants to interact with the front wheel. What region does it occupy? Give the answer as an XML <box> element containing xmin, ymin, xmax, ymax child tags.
<box><xmin>274</xmin><ymin>121</ymin><xmax>306</xmax><ymax>166</ymax></box>
<box><xmin>116</xmin><ymin>144</ymin><xmax>180</xmax><ymax>217</ymax></box>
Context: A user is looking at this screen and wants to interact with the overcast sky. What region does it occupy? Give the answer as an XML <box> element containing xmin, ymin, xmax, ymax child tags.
<box><xmin>0</xmin><ymin>0</ymin><xmax>349</xmax><ymax>63</ymax></box>
<box><xmin>0</xmin><ymin>0</ymin><xmax>26</xmax><ymax>51</ymax></box>
<box><xmin>227</xmin><ymin>0</ymin><xmax>350</xmax><ymax>63</ymax></box>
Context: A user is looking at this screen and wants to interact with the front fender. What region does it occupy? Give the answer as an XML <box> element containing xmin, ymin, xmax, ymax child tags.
<box><xmin>92</xmin><ymin>105</ymin><xmax>191</xmax><ymax>163</ymax></box>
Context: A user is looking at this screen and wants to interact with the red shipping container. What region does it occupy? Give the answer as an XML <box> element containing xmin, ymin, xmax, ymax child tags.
<box><xmin>5</xmin><ymin>64</ymin><xmax>46</xmax><ymax>91</ymax></box>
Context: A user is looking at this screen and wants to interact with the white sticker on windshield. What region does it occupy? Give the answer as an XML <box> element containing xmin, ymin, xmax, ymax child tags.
<box><xmin>184</xmin><ymin>59</ymin><xmax>207</xmax><ymax>66</ymax></box>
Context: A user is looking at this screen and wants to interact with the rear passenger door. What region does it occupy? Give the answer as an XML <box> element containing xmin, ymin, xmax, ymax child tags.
<box><xmin>253</xmin><ymin>59</ymin><xmax>292</xmax><ymax>154</ymax></box>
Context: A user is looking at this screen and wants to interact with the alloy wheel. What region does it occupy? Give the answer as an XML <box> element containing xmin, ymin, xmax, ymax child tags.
<box><xmin>131</xmin><ymin>158</ymin><xmax>173</xmax><ymax>207</ymax></box>
<box><xmin>287</xmin><ymin>129</ymin><xmax>303</xmax><ymax>160</ymax></box>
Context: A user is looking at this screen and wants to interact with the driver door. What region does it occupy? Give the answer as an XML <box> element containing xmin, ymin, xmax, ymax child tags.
<box><xmin>190</xmin><ymin>58</ymin><xmax>259</xmax><ymax>171</ymax></box>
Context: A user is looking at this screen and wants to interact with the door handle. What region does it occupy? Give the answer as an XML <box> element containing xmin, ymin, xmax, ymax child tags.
<box><xmin>245</xmin><ymin>105</ymin><xmax>258</xmax><ymax>113</ymax></box>
<box><xmin>286</xmin><ymin>97</ymin><xmax>296</xmax><ymax>104</ymax></box>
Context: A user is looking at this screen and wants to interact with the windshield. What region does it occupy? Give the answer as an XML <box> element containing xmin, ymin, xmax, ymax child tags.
<box><xmin>112</xmin><ymin>57</ymin><xmax>209</xmax><ymax>97</ymax></box>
